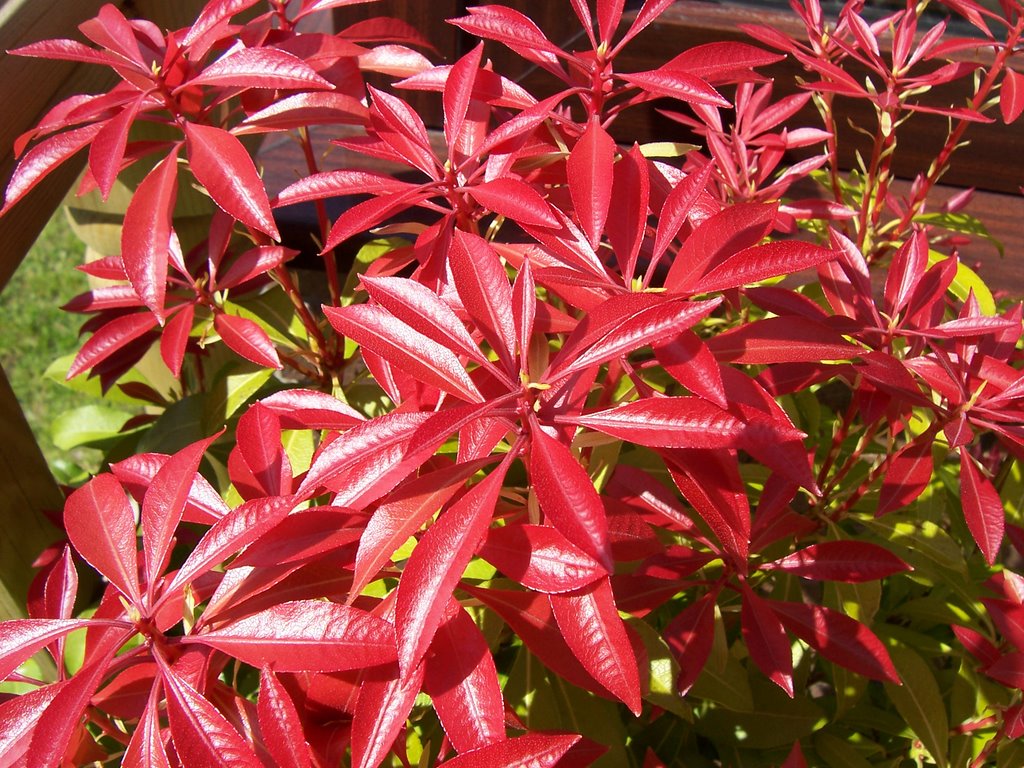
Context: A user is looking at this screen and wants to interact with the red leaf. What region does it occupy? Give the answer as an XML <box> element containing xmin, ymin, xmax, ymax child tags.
<box><xmin>189</xmin><ymin>47</ymin><xmax>334</xmax><ymax>90</ymax></box>
<box><xmin>444</xmin><ymin>43</ymin><xmax>484</xmax><ymax>154</ymax></box>
<box><xmin>512</xmin><ymin>258</ymin><xmax>537</xmax><ymax>369</ymax></box>
<box><xmin>468</xmin><ymin>177</ymin><xmax>560</xmax><ymax>228</ymax></box>
<box><xmin>10</xmin><ymin>38</ymin><xmax>126</xmax><ymax>68</ymax></box>
<box><xmin>112</xmin><ymin>453</ymin><xmax>229</xmax><ymax>524</ymax></box>
<box><xmin>351</xmin><ymin>663</ymin><xmax>426</xmax><ymax>768</ymax></box>
<box><xmin>322</xmin><ymin>187</ymin><xmax>425</xmax><ymax>252</ymax></box>
<box><xmin>707</xmin><ymin>316</ymin><xmax>860</xmax><ymax>364</ymax></box>
<box><xmin>142</xmin><ymin>435</ymin><xmax>219</xmax><ymax>592</ymax></box>
<box><xmin>274</xmin><ymin>169</ymin><xmax>415</xmax><ymax>207</ymax></box>
<box><xmin>575</xmin><ymin>396</ymin><xmax>746</xmax><ymax>449</ymax></box>
<box><xmin>214</xmin><ymin>312</ymin><xmax>282</xmax><ymax>369</ymax></box>
<box><xmin>781</xmin><ymin>741</ymin><xmax>808</xmax><ymax>768</ymax></box>
<box><xmin>68</xmin><ymin>312</ymin><xmax>159</xmax><ymax>379</ymax></box>
<box><xmin>771</xmin><ymin>601</ymin><xmax>900</xmax><ymax>683</ymax></box>
<box><xmin>741</xmin><ymin>585</ymin><xmax>793</xmax><ymax>696</ymax></box>
<box><xmin>985</xmin><ymin>652</ymin><xmax>1024</xmax><ymax>688</ymax></box>
<box><xmin>395</xmin><ymin>455</ymin><xmax>512</xmax><ymax>676</ymax></box>
<box><xmin>121</xmin><ymin>147</ymin><xmax>179</xmax><ymax>320</ymax></box>
<box><xmin>237</xmin><ymin>403</ymin><xmax>290</xmax><ymax>497</ymax></box>
<box><xmin>260</xmin><ymin>388</ymin><xmax>364</xmax><ymax>431</ymax></box>
<box><xmin>2</xmin><ymin>123</ymin><xmax>103</xmax><ymax>215</ymax></box>
<box><xmin>878</xmin><ymin>439</ymin><xmax>934</xmax><ymax>515</ymax></box>
<box><xmin>666</xmin><ymin>451</ymin><xmax>749</xmax><ymax>560</ymax></box>
<box><xmin>1002</xmin><ymin>68</ymin><xmax>1024</xmax><ymax>125</ymax></box>
<box><xmin>183</xmin><ymin>0</ymin><xmax>263</xmax><ymax>54</ymax></box>
<box><xmin>194</xmin><ymin>600</ymin><xmax>397</xmax><ymax>672</ymax></box>
<box><xmin>620</xmin><ymin>68</ymin><xmax>728</xmax><ymax>107</ymax></box>
<box><xmin>607</xmin><ymin>144</ymin><xmax>650</xmax><ymax>281</ymax></box>
<box><xmin>549</xmin><ymin>577</ymin><xmax>642</xmax><ymax>714</ymax></box>
<box><xmin>89</xmin><ymin>96</ymin><xmax>142</xmax><ymax>201</ymax></box>
<box><xmin>960</xmin><ymin>449</ymin><xmax>1005</xmax><ymax>565</ymax></box>
<box><xmin>257</xmin><ymin>669</ymin><xmax>313</xmax><ymax>768</ymax></box>
<box><xmin>239</xmin><ymin>91</ymin><xmax>368</xmax><ymax>132</ymax></box>
<box><xmin>530</xmin><ymin>423</ymin><xmax>612</xmax><ymax>570</ymax></box>
<box><xmin>216</xmin><ymin>246</ymin><xmax>296</xmax><ymax>290</ymax></box>
<box><xmin>424</xmin><ymin>603</ymin><xmax>506</xmax><ymax>753</ymax></box>
<box><xmin>616</xmin><ymin>0</ymin><xmax>678</xmax><ymax>50</ymax></box>
<box><xmin>448</xmin><ymin>6</ymin><xmax>565</xmax><ymax>75</ymax></box>
<box><xmin>437</xmin><ymin>732</ymin><xmax>581</xmax><ymax>768</ymax></box>
<box><xmin>654</xmin><ymin>332</ymin><xmax>727</xmax><ymax>408</ymax></box>
<box><xmin>0</xmin><ymin>619</ymin><xmax>117</xmax><ymax>682</ymax></box>
<box><xmin>663</xmin><ymin>590</ymin><xmax>717</xmax><ymax>695</ymax></box>
<box><xmin>325</xmin><ymin>304</ymin><xmax>482</xmax><ymax>402</ymax></box>
<box><xmin>65</xmin><ymin>474</ymin><xmax>142</xmax><ymax>606</ymax></box>
<box><xmin>184</xmin><ymin>122</ymin><xmax>278</xmax><ymax>239</ymax></box>
<box><xmin>123</xmin><ymin>681</ymin><xmax>171</xmax><ymax>768</ymax></box>
<box><xmin>168</xmin><ymin>496</ymin><xmax>295</xmax><ymax>594</ymax></box>
<box><xmin>952</xmin><ymin>625</ymin><xmax>1000</xmax><ymax>668</ymax></box>
<box><xmin>352</xmin><ymin>459</ymin><xmax>490</xmax><ymax>600</ymax></box>
<box><xmin>160</xmin><ymin>304</ymin><xmax>194</xmax><ymax>377</ymax></box>
<box><xmin>763</xmin><ymin>541</ymin><xmax>911</xmax><ymax>582</ymax></box>
<box><xmin>160</xmin><ymin>662</ymin><xmax>263</xmax><ymax>768</ymax></box>
<box><xmin>0</xmin><ymin>684</ymin><xmax>63</xmax><ymax>766</ymax></box>
<box><xmin>691</xmin><ymin>240</ymin><xmax>836</xmax><ymax>293</ymax></box>
<box><xmin>450</xmin><ymin>231</ymin><xmax>517</xmax><ymax>371</ymax></box>
<box><xmin>479</xmin><ymin>524</ymin><xmax>607</xmax><ymax>594</ymax></box>
<box><xmin>568</xmin><ymin>117</ymin><xmax>616</xmax><ymax>249</ymax></box>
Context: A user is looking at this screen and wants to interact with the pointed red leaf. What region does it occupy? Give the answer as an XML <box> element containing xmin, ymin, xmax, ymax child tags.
<box><xmin>239</xmin><ymin>91</ymin><xmax>368</xmax><ymax>132</ymax></box>
<box><xmin>878</xmin><ymin>439</ymin><xmax>934</xmax><ymax>515</ymax></box>
<box><xmin>741</xmin><ymin>585</ymin><xmax>793</xmax><ymax>696</ymax></box>
<box><xmin>706</xmin><ymin>316</ymin><xmax>860</xmax><ymax>364</ymax></box>
<box><xmin>257</xmin><ymin>669</ymin><xmax>313</xmax><ymax>768</ymax></box>
<box><xmin>0</xmin><ymin>619</ymin><xmax>117</xmax><ymax>682</ymax></box>
<box><xmin>763</xmin><ymin>541</ymin><xmax>911</xmax><ymax>582</ymax></box>
<box><xmin>325</xmin><ymin>304</ymin><xmax>482</xmax><ymax>402</ymax></box>
<box><xmin>236</xmin><ymin>403</ymin><xmax>289</xmax><ymax>497</ymax></box>
<box><xmin>667</xmin><ymin>450</ymin><xmax>749</xmax><ymax>560</ymax></box>
<box><xmin>424</xmin><ymin>603</ymin><xmax>506</xmax><ymax>753</ymax></box>
<box><xmin>438</xmin><ymin>732</ymin><xmax>581</xmax><ymax>768</ymax></box>
<box><xmin>771</xmin><ymin>601</ymin><xmax>900</xmax><ymax>683</ymax></box>
<box><xmin>89</xmin><ymin>96</ymin><xmax>142</xmax><ymax>200</ymax></box>
<box><xmin>960</xmin><ymin>449</ymin><xmax>1005</xmax><ymax>565</ymax></box>
<box><xmin>395</xmin><ymin>455</ymin><xmax>512</xmax><ymax>676</ymax></box>
<box><xmin>352</xmin><ymin>459</ymin><xmax>490</xmax><ymax>600</ymax></box>
<box><xmin>214</xmin><ymin>312</ymin><xmax>282</xmax><ymax>369</ymax></box>
<box><xmin>194</xmin><ymin>600</ymin><xmax>397</xmax><ymax>672</ymax></box>
<box><xmin>160</xmin><ymin>663</ymin><xmax>263</xmax><ymax>768</ymax></box>
<box><xmin>450</xmin><ymin>231</ymin><xmax>517</xmax><ymax>370</ymax></box>
<box><xmin>183</xmin><ymin>0</ymin><xmax>264</xmax><ymax>54</ymax></box>
<box><xmin>121</xmin><ymin>148</ymin><xmax>179</xmax><ymax>320</ymax></box>
<box><xmin>654</xmin><ymin>332</ymin><xmax>727</xmax><ymax>408</ymax></box>
<box><xmin>216</xmin><ymin>246</ymin><xmax>296</xmax><ymax>290</ymax></box>
<box><xmin>549</xmin><ymin>577</ymin><xmax>642</xmax><ymax>714</ymax></box>
<box><xmin>168</xmin><ymin>496</ymin><xmax>295</xmax><ymax>594</ymax></box>
<box><xmin>123</xmin><ymin>681</ymin><xmax>171</xmax><ymax>768</ymax></box>
<box><xmin>2</xmin><ymin>123</ymin><xmax>102</xmax><ymax>215</ymax></box>
<box><xmin>1001</xmin><ymin>68</ymin><xmax>1024</xmax><ymax>125</ymax></box>
<box><xmin>512</xmin><ymin>258</ymin><xmax>537</xmax><ymax>369</ymax></box>
<box><xmin>568</xmin><ymin>117</ymin><xmax>616</xmax><ymax>249</ymax></box>
<box><xmin>112</xmin><ymin>453</ymin><xmax>229</xmax><ymax>524</ymax></box>
<box><xmin>274</xmin><ymin>169</ymin><xmax>416</xmax><ymax>207</ymax></box>
<box><xmin>142</xmin><ymin>435</ymin><xmax>219</xmax><ymax>591</ymax></box>
<box><xmin>444</xmin><ymin>43</ymin><xmax>484</xmax><ymax>153</ymax></box>
<box><xmin>184</xmin><ymin>122</ymin><xmax>278</xmax><ymax>239</ymax></box>
<box><xmin>351</xmin><ymin>662</ymin><xmax>426</xmax><ymax>768</ymax></box>
<box><xmin>663</xmin><ymin>590</ymin><xmax>717</xmax><ymax>695</ymax></box>
<box><xmin>160</xmin><ymin>304</ymin><xmax>194</xmax><ymax>377</ymax></box>
<box><xmin>448</xmin><ymin>6</ymin><xmax>565</xmax><ymax>75</ymax></box>
<box><xmin>322</xmin><ymin>187</ymin><xmax>426</xmax><ymax>252</ymax></box>
<box><xmin>0</xmin><ymin>684</ymin><xmax>63</xmax><ymax>766</ymax></box>
<box><xmin>616</xmin><ymin>0</ymin><xmax>678</xmax><ymax>50</ymax></box>
<box><xmin>607</xmin><ymin>144</ymin><xmax>650</xmax><ymax>281</ymax></box>
<box><xmin>620</xmin><ymin>68</ymin><xmax>728</xmax><ymax>107</ymax></box>
<box><xmin>468</xmin><ymin>178</ymin><xmax>559</xmax><ymax>228</ymax></box>
<box><xmin>692</xmin><ymin>240</ymin><xmax>836</xmax><ymax>293</ymax></box>
<box><xmin>68</xmin><ymin>312</ymin><xmax>159</xmax><ymax>378</ymax></box>
<box><xmin>65</xmin><ymin>474</ymin><xmax>142</xmax><ymax>606</ymax></box>
<box><xmin>530</xmin><ymin>424</ymin><xmax>612</xmax><ymax>570</ymax></box>
<box><xmin>189</xmin><ymin>47</ymin><xmax>334</xmax><ymax>90</ymax></box>
<box><xmin>479</xmin><ymin>524</ymin><xmax>607</xmax><ymax>594</ymax></box>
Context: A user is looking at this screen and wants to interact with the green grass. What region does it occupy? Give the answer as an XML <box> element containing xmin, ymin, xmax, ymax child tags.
<box><xmin>0</xmin><ymin>211</ymin><xmax>91</xmax><ymax>469</ymax></box>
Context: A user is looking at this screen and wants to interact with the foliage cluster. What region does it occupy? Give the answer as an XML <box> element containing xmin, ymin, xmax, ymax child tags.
<box><xmin>2</xmin><ymin>0</ymin><xmax>1024</xmax><ymax>765</ymax></box>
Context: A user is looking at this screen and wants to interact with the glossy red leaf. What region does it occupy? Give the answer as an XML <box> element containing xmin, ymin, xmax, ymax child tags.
<box><xmin>257</xmin><ymin>668</ymin><xmax>313</xmax><ymax>768</ymax></box>
<box><xmin>663</xmin><ymin>590</ymin><xmax>717</xmax><ymax>695</ymax></box>
<box><xmin>395</xmin><ymin>455</ymin><xmax>512</xmax><ymax>676</ymax></box>
<box><xmin>68</xmin><ymin>312</ymin><xmax>159</xmax><ymax>379</ymax></box>
<box><xmin>960</xmin><ymin>449</ymin><xmax>1005</xmax><ymax>565</ymax></box>
<box><xmin>424</xmin><ymin>603</ymin><xmax>506</xmax><ymax>753</ymax></box>
<box><xmin>568</xmin><ymin>117</ymin><xmax>616</xmax><ymax>249</ymax></box>
<box><xmin>512</xmin><ymin>258</ymin><xmax>537</xmax><ymax>369</ymax></box>
<box><xmin>214</xmin><ymin>312</ymin><xmax>282</xmax><ymax>369</ymax></box>
<box><xmin>616</xmin><ymin>0</ymin><xmax>678</xmax><ymax>50</ymax></box>
<box><xmin>160</xmin><ymin>304</ymin><xmax>194</xmax><ymax>377</ymax></box>
<box><xmin>184</xmin><ymin>122</ymin><xmax>278</xmax><ymax>239</ymax></box>
<box><xmin>230</xmin><ymin>506</ymin><xmax>362</xmax><ymax>568</ymax></box>
<box><xmin>437</xmin><ymin>732</ymin><xmax>581</xmax><ymax>768</ymax></box>
<box><xmin>275</xmin><ymin>170</ymin><xmax>416</xmax><ymax>207</ymax></box>
<box><xmin>160</xmin><ymin>662</ymin><xmax>263</xmax><ymax>768</ymax></box>
<box><xmin>322</xmin><ymin>186</ymin><xmax>427</xmax><ymax>252</ymax></box>
<box><xmin>142</xmin><ymin>435</ymin><xmax>219</xmax><ymax>592</ymax></box>
<box><xmin>549</xmin><ymin>577</ymin><xmax>642</xmax><ymax>714</ymax></box>
<box><xmin>444</xmin><ymin>43</ymin><xmax>484</xmax><ymax>153</ymax></box>
<box><xmin>448</xmin><ymin>6</ymin><xmax>565</xmax><ymax>74</ymax></box>
<box><xmin>352</xmin><ymin>459</ymin><xmax>490</xmax><ymax>600</ymax></box>
<box><xmin>194</xmin><ymin>600</ymin><xmax>396</xmax><ymax>672</ymax></box>
<box><xmin>479</xmin><ymin>524</ymin><xmax>607</xmax><ymax>594</ymax></box>
<box><xmin>89</xmin><ymin>96</ymin><xmax>142</xmax><ymax>201</ymax></box>
<box><xmin>620</xmin><ymin>68</ymin><xmax>728</xmax><ymax>107</ymax></box>
<box><xmin>654</xmin><ymin>332</ymin><xmax>727</xmax><ymax>408</ymax></box>
<box><xmin>239</xmin><ymin>91</ymin><xmax>368</xmax><ymax>132</ymax></box>
<box><xmin>706</xmin><ymin>316</ymin><xmax>860</xmax><ymax>364</ymax></box>
<box><xmin>1002</xmin><ymin>68</ymin><xmax>1024</xmax><ymax>125</ymax></box>
<box><xmin>121</xmin><ymin>147</ymin><xmax>179</xmax><ymax>320</ymax></box>
<box><xmin>952</xmin><ymin>624</ymin><xmax>1001</xmax><ymax>668</ymax></box>
<box><xmin>985</xmin><ymin>652</ymin><xmax>1024</xmax><ymax>688</ymax></box>
<box><xmin>450</xmin><ymin>230</ymin><xmax>517</xmax><ymax>370</ymax></box>
<box><xmin>0</xmin><ymin>618</ymin><xmax>116</xmax><ymax>683</ymax></box>
<box><xmin>667</xmin><ymin>451</ymin><xmax>749</xmax><ymax>560</ymax></box>
<box><xmin>2</xmin><ymin>123</ymin><xmax>102</xmax><ymax>215</ymax></box>
<box><xmin>0</xmin><ymin>683</ymin><xmax>63</xmax><ymax>766</ymax></box>
<box><xmin>260</xmin><ymin>388</ymin><xmax>364</xmax><ymax>431</ymax></box>
<box><xmin>351</xmin><ymin>662</ymin><xmax>426</xmax><ymax>768</ymax></box>
<box><xmin>692</xmin><ymin>240</ymin><xmax>836</xmax><ymax>293</ymax></box>
<box><xmin>529</xmin><ymin>423</ymin><xmax>612</xmax><ymax>570</ymax></box>
<box><xmin>325</xmin><ymin>304</ymin><xmax>482</xmax><ymax>402</ymax></box>
<box><xmin>763</xmin><ymin>541</ymin><xmax>911</xmax><ymax>582</ymax></box>
<box><xmin>575</xmin><ymin>396</ymin><xmax>746</xmax><ymax>449</ymax></box>
<box><xmin>183</xmin><ymin>0</ymin><xmax>263</xmax><ymax>52</ymax></box>
<box><xmin>468</xmin><ymin>177</ymin><xmax>559</xmax><ymax>228</ymax></box>
<box><xmin>123</xmin><ymin>681</ymin><xmax>171</xmax><ymax>768</ymax></box>
<box><xmin>112</xmin><ymin>453</ymin><xmax>229</xmax><ymax>524</ymax></box>
<box><xmin>237</xmin><ymin>403</ymin><xmax>289</xmax><ymax>497</ymax></box>
<box><xmin>771</xmin><ymin>601</ymin><xmax>900</xmax><ymax>683</ymax></box>
<box><xmin>10</xmin><ymin>37</ymin><xmax>127</xmax><ymax>67</ymax></box>
<box><xmin>65</xmin><ymin>474</ymin><xmax>142</xmax><ymax>606</ymax></box>
<box><xmin>168</xmin><ymin>495</ymin><xmax>296</xmax><ymax>594</ymax></box>
<box><xmin>216</xmin><ymin>246</ymin><xmax>296</xmax><ymax>290</ymax></box>
<box><xmin>190</xmin><ymin>47</ymin><xmax>334</xmax><ymax>91</ymax></box>
<box><xmin>877</xmin><ymin>439</ymin><xmax>934</xmax><ymax>515</ymax></box>
<box><xmin>607</xmin><ymin>144</ymin><xmax>650</xmax><ymax>281</ymax></box>
<box><xmin>741</xmin><ymin>585</ymin><xmax>794</xmax><ymax>696</ymax></box>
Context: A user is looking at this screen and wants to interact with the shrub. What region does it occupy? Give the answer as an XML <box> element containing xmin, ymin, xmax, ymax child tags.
<box><xmin>2</xmin><ymin>0</ymin><xmax>1024</xmax><ymax>765</ymax></box>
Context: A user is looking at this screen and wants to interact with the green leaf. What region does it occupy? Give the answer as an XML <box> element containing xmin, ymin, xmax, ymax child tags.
<box><xmin>864</xmin><ymin>516</ymin><xmax>967</xmax><ymax>577</ymax></box>
<box><xmin>50</xmin><ymin>405</ymin><xmax>134</xmax><ymax>450</ymax></box>
<box><xmin>225</xmin><ymin>290</ymin><xmax>304</xmax><ymax>347</ymax></box>
<box><xmin>342</xmin><ymin>237</ymin><xmax>407</xmax><ymax>306</ymax></box>
<box><xmin>814</xmin><ymin>732</ymin><xmax>877</xmax><ymax>768</ymax></box>
<box><xmin>690</xmin><ymin>642</ymin><xmax>754</xmax><ymax>712</ymax></box>
<box><xmin>138</xmin><ymin>395</ymin><xmax>206</xmax><ymax>454</ymax></box>
<box><xmin>918</xmin><ymin>214</ymin><xmax>1003</xmax><ymax>258</ymax></box>
<box><xmin>997</xmin><ymin>737</ymin><xmax>1024</xmax><ymax>768</ymax></box>
<box><xmin>44</xmin><ymin>354</ymin><xmax>159</xmax><ymax>405</ymax></box>
<box><xmin>883</xmin><ymin>643</ymin><xmax>949</xmax><ymax>768</ymax></box>
<box><xmin>627</xmin><ymin>617</ymin><xmax>691</xmax><ymax>718</ymax></box>
<box><xmin>925</xmin><ymin>248</ymin><xmax>997</xmax><ymax>315</ymax></box>
<box><xmin>201</xmin><ymin>361</ymin><xmax>274</xmax><ymax>432</ymax></box>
